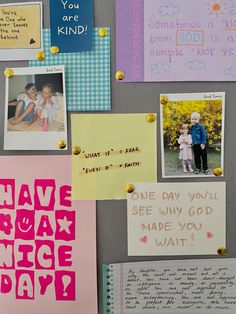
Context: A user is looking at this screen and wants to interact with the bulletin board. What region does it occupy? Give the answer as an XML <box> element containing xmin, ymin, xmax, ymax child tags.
<box><xmin>0</xmin><ymin>1</ymin><xmax>235</xmax><ymax>314</ymax></box>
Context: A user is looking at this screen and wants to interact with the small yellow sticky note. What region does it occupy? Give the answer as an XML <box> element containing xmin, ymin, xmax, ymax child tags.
<box><xmin>0</xmin><ymin>3</ymin><xmax>41</xmax><ymax>49</ymax></box>
<box><xmin>71</xmin><ymin>114</ymin><xmax>157</xmax><ymax>200</ymax></box>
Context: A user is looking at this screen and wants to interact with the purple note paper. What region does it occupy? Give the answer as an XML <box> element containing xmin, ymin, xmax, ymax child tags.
<box><xmin>116</xmin><ymin>0</ymin><xmax>236</xmax><ymax>82</ymax></box>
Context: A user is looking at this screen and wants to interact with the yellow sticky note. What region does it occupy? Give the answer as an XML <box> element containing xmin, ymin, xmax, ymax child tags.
<box><xmin>71</xmin><ymin>114</ymin><xmax>157</xmax><ymax>200</ymax></box>
<box><xmin>0</xmin><ymin>3</ymin><xmax>41</xmax><ymax>49</ymax></box>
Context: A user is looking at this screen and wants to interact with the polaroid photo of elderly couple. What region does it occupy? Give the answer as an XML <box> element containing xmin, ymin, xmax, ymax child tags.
<box><xmin>160</xmin><ymin>92</ymin><xmax>225</xmax><ymax>178</ymax></box>
<box><xmin>4</xmin><ymin>65</ymin><xmax>67</xmax><ymax>150</ymax></box>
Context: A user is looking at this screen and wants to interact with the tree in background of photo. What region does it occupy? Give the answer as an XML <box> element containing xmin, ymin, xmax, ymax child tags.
<box><xmin>163</xmin><ymin>99</ymin><xmax>222</xmax><ymax>152</ymax></box>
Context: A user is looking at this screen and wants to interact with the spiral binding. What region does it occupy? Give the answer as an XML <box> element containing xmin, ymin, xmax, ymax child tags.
<box><xmin>103</xmin><ymin>264</ymin><xmax>114</xmax><ymax>314</ymax></box>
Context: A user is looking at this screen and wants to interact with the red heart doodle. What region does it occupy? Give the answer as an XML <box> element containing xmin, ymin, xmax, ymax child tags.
<box><xmin>207</xmin><ymin>231</ymin><xmax>214</xmax><ymax>239</ymax></box>
<box><xmin>140</xmin><ymin>235</ymin><xmax>148</xmax><ymax>243</ymax></box>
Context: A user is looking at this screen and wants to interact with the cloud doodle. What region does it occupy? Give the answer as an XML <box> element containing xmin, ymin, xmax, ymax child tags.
<box><xmin>185</xmin><ymin>60</ymin><xmax>206</xmax><ymax>70</ymax></box>
<box><xmin>159</xmin><ymin>3</ymin><xmax>180</xmax><ymax>16</ymax></box>
<box><xmin>229</xmin><ymin>4</ymin><xmax>236</xmax><ymax>15</ymax></box>
<box><xmin>225</xmin><ymin>65</ymin><xmax>236</xmax><ymax>76</ymax></box>
<box><xmin>150</xmin><ymin>63</ymin><xmax>171</xmax><ymax>74</ymax></box>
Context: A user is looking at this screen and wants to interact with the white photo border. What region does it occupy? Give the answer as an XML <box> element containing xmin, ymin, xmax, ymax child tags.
<box><xmin>4</xmin><ymin>65</ymin><xmax>68</xmax><ymax>151</ymax></box>
<box><xmin>160</xmin><ymin>92</ymin><xmax>225</xmax><ymax>178</ymax></box>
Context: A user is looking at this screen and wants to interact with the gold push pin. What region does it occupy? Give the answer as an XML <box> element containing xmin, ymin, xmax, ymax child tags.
<box><xmin>57</xmin><ymin>140</ymin><xmax>66</xmax><ymax>149</ymax></box>
<box><xmin>160</xmin><ymin>95</ymin><xmax>169</xmax><ymax>105</ymax></box>
<box><xmin>99</xmin><ymin>28</ymin><xmax>107</xmax><ymax>37</ymax></box>
<box><xmin>217</xmin><ymin>247</ymin><xmax>226</xmax><ymax>256</ymax></box>
<box><xmin>125</xmin><ymin>184</ymin><xmax>135</xmax><ymax>193</ymax></box>
<box><xmin>146</xmin><ymin>113</ymin><xmax>156</xmax><ymax>123</ymax></box>
<box><xmin>4</xmin><ymin>68</ymin><xmax>14</xmax><ymax>78</ymax></box>
<box><xmin>50</xmin><ymin>46</ymin><xmax>60</xmax><ymax>55</ymax></box>
<box><xmin>72</xmin><ymin>146</ymin><xmax>81</xmax><ymax>155</ymax></box>
<box><xmin>115</xmin><ymin>70</ymin><xmax>125</xmax><ymax>81</ymax></box>
<box><xmin>213</xmin><ymin>167</ymin><xmax>223</xmax><ymax>176</ymax></box>
<box><xmin>36</xmin><ymin>51</ymin><xmax>45</xmax><ymax>61</ymax></box>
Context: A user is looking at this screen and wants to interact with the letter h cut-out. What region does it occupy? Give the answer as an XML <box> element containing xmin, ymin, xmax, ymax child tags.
<box><xmin>0</xmin><ymin>179</ymin><xmax>15</xmax><ymax>209</ymax></box>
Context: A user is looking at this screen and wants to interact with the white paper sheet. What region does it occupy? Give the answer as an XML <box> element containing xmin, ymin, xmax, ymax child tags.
<box><xmin>104</xmin><ymin>258</ymin><xmax>236</xmax><ymax>314</ymax></box>
<box><xmin>127</xmin><ymin>182</ymin><xmax>226</xmax><ymax>256</ymax></box>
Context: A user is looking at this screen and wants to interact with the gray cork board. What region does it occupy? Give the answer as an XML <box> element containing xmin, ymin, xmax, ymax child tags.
<box><xmin>0</xmin><ymin>1</ymin><xmax>235</xmax><ymax>313</ymax></box>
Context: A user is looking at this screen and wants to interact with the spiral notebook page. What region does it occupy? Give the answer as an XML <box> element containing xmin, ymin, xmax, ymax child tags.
<box><xmin>103</xmin><ymin>259</ymin><xmax>236</xmax><ymax>314</ymax></box>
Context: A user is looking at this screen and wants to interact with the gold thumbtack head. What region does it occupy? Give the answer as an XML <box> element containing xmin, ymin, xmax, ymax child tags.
<box><xmin>57</xmin><ymin>140</ymin><xmax>66</xmax><ymax>149</ymax></box>
<box><xmin>146</xmin><ymin>113</ymin><xmax>156</xmax><ymax>123</ymax></box>
<box><xmin>36</xmin><ymin>51</ymin><xmax>45</xmax><ymax>61</ymax></box>
<box><xmin>217</xmin><ymin>247</ymin><xmax>226</xmax><ymax>256</ymax></box>
<box><xmin>99</xmin><ymin>28</ymin><xmax>107</xmax><ymax>37</ymax></box>
<box><xmin>72</xmin><ymin>146</ymin><xmax>81</xmax><ymax>155</ymax></box>
<box><xmin>4</xmin><ymin>68</ymin><xmax>14</xmax><ymax>78</ymax></box>
<box><xmin>160</xmin><ymin>95</ymin><xmax>169</xmax><ymax>105</ymax></box>
<box><xmin>214</xmin><ymin>167</ymin><xmax>223</xmax><ymax>176</ymax></box>
<box><xmin>125</xmin><ymin>184</ymin><xmax>135</xmax><ymax>193</ymax></box>
<box><xmin>115</xmin><ymin>70</ymin><xmax>125</xmax><ymax>81</ymax></box>
<box><xmin>50</xmin><ymin>46</ymin><xmax>60</xmax><ymax>55</ymax></box>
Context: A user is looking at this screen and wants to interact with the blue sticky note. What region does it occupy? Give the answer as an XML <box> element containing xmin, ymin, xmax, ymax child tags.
<box><xmin>30</xmin><ymin>29</ymin><xmax>111</xmax><ymax>112</ymax></box>
<box><xmin>50</xmin><ymin>0</ymin><xmax>93</xmax><ymax>53</ymax></box>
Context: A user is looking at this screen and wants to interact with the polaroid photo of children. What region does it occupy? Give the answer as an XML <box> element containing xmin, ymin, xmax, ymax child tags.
<box><xmin>0</xmin><ymin>2</ymin><xmax>43</xmax><ymax>60</ymax></box>
<box><xmin>160</xmin><ymin>92</ymin><xmax>225</xmax><ymax>178</ymax></box>
<box><xmin>4</xmin><ymin>65</ymin><xmax>67</xmax><ymax>150</ymax></box>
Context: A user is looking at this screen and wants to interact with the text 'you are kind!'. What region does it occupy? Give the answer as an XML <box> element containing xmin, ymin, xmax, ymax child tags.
<box><xmin>58</xmin><ymin>0</ymin><xmax>88</xmax><ymax>36</ymax></box>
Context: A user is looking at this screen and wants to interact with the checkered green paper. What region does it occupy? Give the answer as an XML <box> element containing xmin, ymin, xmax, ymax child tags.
<box><xmin>30</xmin><ymin>28</ymin><xmax>111</xmax><ymax>111</ymax></box>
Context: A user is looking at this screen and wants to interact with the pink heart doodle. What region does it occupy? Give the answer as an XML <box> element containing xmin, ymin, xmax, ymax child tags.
<box><xmin>140</xmin><ymin>236</ymin><xmax>148</xmax><ymax>243</ymax></box>
<box><xmin>207</xmin><ymin>231</ymin><xmax>214</xmax><ymax>239</ymax></box>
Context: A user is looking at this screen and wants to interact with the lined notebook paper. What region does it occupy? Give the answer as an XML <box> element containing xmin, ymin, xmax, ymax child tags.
<box><xmin>103</xmin><ymin>259</ymin><xmax>236</xmax><ymax>313</ymax></box>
